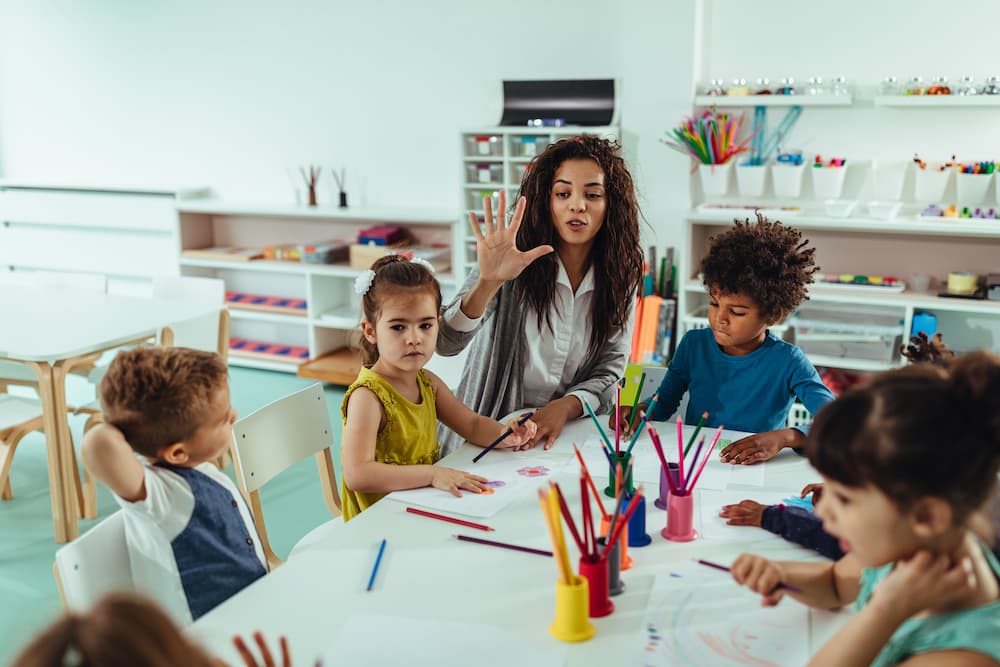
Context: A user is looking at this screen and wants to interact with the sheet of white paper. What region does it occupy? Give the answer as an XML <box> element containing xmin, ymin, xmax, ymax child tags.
<box><xmin>322</xmin><ymin>613</ymin><xmax>567</xmax><ymax>667</ymax></box>
<box><xmin>638</xmin><ymin>563</ymin><xmax>810</xmax><ymax>666</ymax></box>
<box><xmin>387</xmin><ymin>456</ymin><xmax>556</xmax><ymax>517</ymax></box>
<box><xmin>697</xmin><ymin>490</ymin><xmax>791</xmax><ymax>541</ymax></box>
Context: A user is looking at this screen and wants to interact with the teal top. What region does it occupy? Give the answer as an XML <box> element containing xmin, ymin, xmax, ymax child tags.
<box><xmin>857</xmin><ymin>540</ymin><xmax>1000</xmax><ymax>666</ymax></box>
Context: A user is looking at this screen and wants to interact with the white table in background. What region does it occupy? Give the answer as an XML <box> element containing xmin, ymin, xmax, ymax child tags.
<box><xmin>192</xmin><ymin>419</ymin><xmax>848</xmax><ymax>665</ymax></box>
<box><xmin>0</xmin><ymin>287</ymin><xmax>218</xmax><ymax>542</ymax></box>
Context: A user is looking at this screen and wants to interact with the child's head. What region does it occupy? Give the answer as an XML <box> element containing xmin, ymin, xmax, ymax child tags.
<box><xmin>358</xmin><ymin>255</ymin><xmax>442</xmax><ymax>367</ymax></box>
<box><xmin>807</xmin><ymin>351</ymin><xmax>1000</xmax><ymax>566</ymax></box>
<box><xmin>99</xmin><ymin>346</ymin><xmax>234</xmax><ymax>465</ymax></box>
<box><xmin>514</xmin><ymin>135</ymin><xmax>643</xmax><ymax>358</ymax></box>
<box><xmin>700</xmin><ymin>213</ymin><xmax>817</xmax><ymax>354</ymax></box>
<box><xmin>11</xmin><ymin>593</ymin><xmax>218</xmax><ymax>667</ymax></box>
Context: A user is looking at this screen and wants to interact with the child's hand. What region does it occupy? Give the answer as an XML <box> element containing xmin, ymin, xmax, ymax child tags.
<box><xmin>871</xmin><ymin>550</ymin><xmax>977</xmax><ymax>619</ymax></box>
<box><xmin>497</xmin><ymin>417</ymin><xmax>537</xmax><ymax>451</ymax></box>
<box><xmin>719</xmin><ymin>500</ymin><xmax>766</xmax><ymax>527</ymax></box>
<box><xmin>730</xmin><ymin>554</ymin><xmax>788</xmax><ymax>606</ymax></box>
<box><xmin>231</xmin><ymin>632</ymin><xmax>291</xmax><ymax>667</ymax></box>
<box><xmin>608</xmin><ymin>405</ymin><xmax>644</xmax><ymax>437</ymax></box>
<box><xmin>431</xmin><ymin>467</ymin><xmax>488</xmax><ymax>497</ymax></box>
<box><xmin>719</xmin><ymin>428</ymin><xmax>803</xmax><ymax>465</ymax></box>
<box><xmin>800</xmin><ymin>482</ymin><xmax>824</xmax><ymax>502</ymax></box>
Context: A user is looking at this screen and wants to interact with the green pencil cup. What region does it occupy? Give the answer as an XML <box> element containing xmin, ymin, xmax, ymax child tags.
<box><xmin>604</xmin><ymin>452</ymin><xmax>635</xmax><ymax>498</ymax></box>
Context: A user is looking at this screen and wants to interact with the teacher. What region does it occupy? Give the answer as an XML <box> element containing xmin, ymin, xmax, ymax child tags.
<box><xmin>437</xmin><ymin>135</ymin><xmax>644</xmax><ymax>454</ymax></box>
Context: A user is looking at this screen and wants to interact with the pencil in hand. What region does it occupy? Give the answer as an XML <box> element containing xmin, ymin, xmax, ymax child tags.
<box><xmin>473</xmin><ymin>411</ymin><xmax>535</xmax><ymax>463</ymax></box>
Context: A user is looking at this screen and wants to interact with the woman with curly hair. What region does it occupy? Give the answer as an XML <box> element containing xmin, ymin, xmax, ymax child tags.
<box><xmin>437</xmin><ymin>135</ymin><xmax>644</xmax><ymax>453</ymax></box>
<box><xmin>617</xmin><ymin>212</ymin><xmax>834</xmax><ymax>464</ymax></box>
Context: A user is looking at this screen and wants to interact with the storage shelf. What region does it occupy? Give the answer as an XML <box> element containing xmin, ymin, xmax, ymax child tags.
<box><xmin>694</xmin><ymin>95</ymin><xmax>852</xmax><ymax>107</ymax></box>
<box><xmin>181</xmin><ymin>257</ymin><xmax>454</xmax><ymax>283</ymax></box>
<box><xmin>805</xmin><ymin>355</ymin><xmax>899</xmax><ymax>372</ymax></box>
<box><xmin>874</xmin><ymin>96</ymin><xmax>1000</xmax><ymax>107</ymax></box>
<box><xmin>462</xmin><ymin>156</ymin><xmax>504</xmax><ymax>163</ymax></box>
<box><xmin>177</xmin><ymin>200</ymin><xmax>459</xmax><ymax>225</ymax></box>
<box><xmin>313</xmin><ymin>307</ymin><xmax>360</xmax><ymax>329</ymax></box>
<box><xmin>687</xmin><ymin>209</ymin><xmax>1000</xmax><ymax>239</ymax></box>
<box><xmin>229</xmin><ymin>355</ymin><xmax>302</xmax><ymax>373</ymax></box>
<box><xmin>228</xmin><ymin>309</ymin><xmax>309</xmax><ymax>325</ymax></box>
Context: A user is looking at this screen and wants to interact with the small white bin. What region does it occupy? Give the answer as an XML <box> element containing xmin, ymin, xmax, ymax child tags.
<box><xmin>871</xmin><ymin>160</ymin><xmax>907</xmax><ymax>201</ymax></box>
<box><xmin>914</xmin><ymin>168</ymin><xmax>952</xmax><ymax>203</ymax></box>
<box><xmin>771</xmin><ymin>164</ymin><xmax>805</xmax><ymax>198</ymax></box>
<box><xmin>811</xmin><ymin>166</ymin><xmax>848</xmax><ymax>199</ymax></box>
<box><xmin>956</xmin><ymin>172</ymin><xmax>993</xmax><ymax>205</ymax></box>
<box><xmin>735</xmin><ymin>163</ymin><xmax>768</xmax><ymax>197</ymax></box>
<box><xmin>698</xmin><ymin>162</ymin><xmax>733</xmax><ymax>196</ymax></box>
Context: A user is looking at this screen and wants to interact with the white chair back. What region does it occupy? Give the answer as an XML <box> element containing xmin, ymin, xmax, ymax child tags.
<box><xmin>54</xmin><ymin>512</ymin><xmax>134</xmax><ymax>610</ymax></box>
<box><xmin>232</xmin><ymin>383</ymin><xmax>334</xmax><ymax>494</ymax></box>
<box><xmin>152</xmin><ymin>276</ymin><xmax>227</xmax><ymax>355</ymax></box>
<box><xmin>0</xmin><ymin>395</ymin><xmax>43</xmax><ymax>431</ymax></box>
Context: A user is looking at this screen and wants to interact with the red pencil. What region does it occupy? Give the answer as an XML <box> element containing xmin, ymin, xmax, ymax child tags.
<box><xmin>405</xmin><ymin>507</ymin><xmax>494</xmax><ymax>532</ymax></box>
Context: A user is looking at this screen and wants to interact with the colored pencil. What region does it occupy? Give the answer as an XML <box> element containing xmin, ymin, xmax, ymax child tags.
<box><xmin>676</xmin><ymin>416</ymin><xmax>686</xmax><ymax>490</ymax></box>
<box><xmin>583</xmin><ymin>402</ymin><xmax>615</xmax><ymax>454</ymax></box>
<box><xmin>366</xmin><ymin>538</ymin><xmax>387</xmax><ymax>591</ymax></box>
<box><xmin>602</xmin><ymin>488</ymin><xmax>644</xmax><ymax>558</ymax></box>
<box><xmin>684</xmin><ymin>411</ymin><xmax>709</xmax><ymax>457</ymax></box>
<box><xmin>681</xmin><ymin>435</ymin><xmax>706</xmax><ymax>495</ymax></box>
<box><xmin>625</xmin><ymin>393</ymin><xmax>659</xmax><ymax>455</ymax></box>
<box><xmin>684</xmin><ymin>428</ymin><xmax>721</xmax><ymax>495</ymax></box>
<box><xmin>552</xmin><ymin>482</ymin><xmax>586</xmax><ymax>555</ymax></box>
<box><xmin>648</xmin><ymin>426</ymin><xmax>679</xmax><ymax>495</ymax></box>
<box><xmin>405</xmin><ymin>507</ymin><xmax>493</xmax><ymax>532</ymax></box>
<box><xmin>548</xmin><ymin>488</ymin><xmax>574</xmax><ymax>584</ymax></box>
<box><xmin>473</xmin><ymin>411</ymin><xmax>535</xmax><ymax>463</ymax></box>
<box><xmin>537</xmin><ymin>490</ymin><xmax>571</xmax><ymax>584</ymax></box>
<box><xmin>453</xmin><ymin>534</ymin><xmax>552</xmax><ymax>557</ymax></box>
<box><xmin>628</xmin><ymin>372</ymin><xmax>647</xmax><ymax>434</ymax></box>
<box><xmin>695</xmin><ymin>559</ymin><xmax>802</xmax><ymax>593</ymax></box>
<box><xmin>572</xmin><ymin>443</ymin><xmax>610</xmax><ymax>520</ymax></box>
<box><xmin>615</xmin><ymin>382</ymin><xmax>621</xmax><ymax>454</ymax></box>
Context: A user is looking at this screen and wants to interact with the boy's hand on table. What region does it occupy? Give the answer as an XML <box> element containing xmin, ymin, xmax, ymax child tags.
<box><xmin>730</xmin><ymin>553</ymin><xmax>788</xmax><ymax>607</ymax></box>
<box><xmin>719</xmin><ymin>428</ymin><xmax>804</xmax><ymax>464</ymax></box>
<box><xmin>719</xmin><ymin>499</ymin><xmax>766</xmax><ymax>527</ymax></box>
<box><xmin>432</xmin><ymin>468</ymin><xmax>488</xmax><ymax>497</ymax></box>
<box><xmin>608</xmin><ymin>404</ymin><xmax>646</xmax><ymax>437</ymax></box>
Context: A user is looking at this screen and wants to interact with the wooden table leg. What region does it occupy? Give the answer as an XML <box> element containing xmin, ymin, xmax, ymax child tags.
<box><xmin>52</xmin><ymin>360</ymin><xmax>83</xmax><ymax>531</ymax></box>
<box><xmin>28</xmin><ymin>362</ymin><xmax>74</xmax><ymax>543</ymax></box>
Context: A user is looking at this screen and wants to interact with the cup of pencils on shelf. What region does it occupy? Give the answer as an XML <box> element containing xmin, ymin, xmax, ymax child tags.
<box><xmin>662</xmin><ymin>107</ymin><xmax>754</xmax><ymax>197</ymax></box>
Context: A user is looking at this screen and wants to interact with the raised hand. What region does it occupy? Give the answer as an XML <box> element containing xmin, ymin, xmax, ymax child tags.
<box><xmin>469</xmin><ymin>190</ymin><xmax>553</xmax><ymax>283</ymax></box>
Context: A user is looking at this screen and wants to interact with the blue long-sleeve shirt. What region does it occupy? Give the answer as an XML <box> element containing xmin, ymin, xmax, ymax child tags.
<box><xmin>648</xmin><ymin>328</ymin><xmax>834</xmax><ymax>434</ymax></box>
<box><xmin>761</xmin><ymin>505</ymin><xmax>845</xmax><ymax>560</ymax></box>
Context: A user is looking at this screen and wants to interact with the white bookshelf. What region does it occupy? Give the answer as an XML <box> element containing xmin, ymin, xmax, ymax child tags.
<box><xmin>458</xmin><ymin>125</ymin><xmax>619</xmax><ymax>275</ymax></box>
<box><xmin>176</xmin><ymin>201</ymin><xmax>462</xmax><ymax>381</ymax></box>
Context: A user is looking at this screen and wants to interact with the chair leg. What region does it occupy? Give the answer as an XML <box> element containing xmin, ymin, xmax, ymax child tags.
<box><xmin>0</xmin><ymin>428</ymin><xmax>28</xmax><ymax>501</ymax></box>
<box><xmin>83</xmin><ymin>412</ymin><xmax>104</xmax><ymax>434</ymax></box>
<box><xmin>76</xmin><ymin>414</ymin><xmax>102</xmax><ymax>519</ymax></box>
<box><xmin>214</xmin><ymin>446</ymin><xmax>231</xmax><ymax>470</ymax></box>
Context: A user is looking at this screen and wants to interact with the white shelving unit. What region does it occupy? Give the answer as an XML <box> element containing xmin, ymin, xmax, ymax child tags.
<box><xmin>693</xmin><ymin>95</ymin><xmax>853</xmax><ymax>107</ymax></box>
<box><xmin>176</xmin><ymin>201</ymin><xmax>461</xmax><ymax>381</ymax></box>
<box><xmin>874</xmin><ymin>96</ymin><xmax>1000</xmax><ymax>108</ymax></box>
<box><xmin>458</xmin><ymin>125</ymin><xmax>618</xmax><ymax>275</ymax></box>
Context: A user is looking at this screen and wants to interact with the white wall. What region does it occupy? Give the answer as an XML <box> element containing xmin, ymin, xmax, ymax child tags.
<box><xmin>0</xmin><ymin>0</ymin><xmax>697</xmax><ymax>252</ymax></box>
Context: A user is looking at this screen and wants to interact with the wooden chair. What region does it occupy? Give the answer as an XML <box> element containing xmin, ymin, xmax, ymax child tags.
<box><xmin>53</xmin><ymin>511</ymin><xmax>135</xmax><ymax>611</ymax></box>
<box><xmin>231</xmin><ymin>383</ymin><xmax>341</xmax><ymax>568</ymax></box>
<box><xmin>0</xmin><ymin>394</ymin><xmax>46</xmax><ymax>501</ymax></box>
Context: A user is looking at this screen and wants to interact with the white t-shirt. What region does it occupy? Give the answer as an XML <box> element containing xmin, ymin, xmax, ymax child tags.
<box><xmin>115</xmin><ymin>461</ymin><xmax>267</xmax><ymax>624</ymax></box>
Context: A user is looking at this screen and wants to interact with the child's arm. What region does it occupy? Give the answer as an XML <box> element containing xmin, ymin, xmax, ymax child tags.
<box><xmin>427</xmin><ymin>371</ymin><xmax>536</xmax><ymax>449</ymax></box>
<box><xmin>340</xmin><ymin>386</ymin><xmax>489</xmax><ymax>497</ymax></box>
<box><xmin>807</xmin><ymin>551</ymin><xmax>981</xmax><ymax>667</ymax></box>
<box><xmin>720</xmin><ymin>500</ymin><xmax>846</xmax><ymax>560</ymax></box>
<box><xmin>80</xmin><ymin>423</ymin><xmax>146</xmax><ymax>502</ymax></box>
<box><xmin>719</xmin><ymin>427</ymin><xmax>805</xmax><ymax>464</ymax></box>
<box><xmin>615</xmin><ymin>336</ymin><xmax>692</xmax><ymax>435</ymax></box>
<box><xmin>730</xmin><ymin>552</ymin><xmax>863</xmax><ymax>609</ymax></box>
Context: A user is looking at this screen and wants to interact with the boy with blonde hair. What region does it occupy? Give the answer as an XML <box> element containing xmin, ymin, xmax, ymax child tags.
<box><xmin>81</xmin><ymin>347</ymin><xmax>266</xmax><ymax>624</ymax></box>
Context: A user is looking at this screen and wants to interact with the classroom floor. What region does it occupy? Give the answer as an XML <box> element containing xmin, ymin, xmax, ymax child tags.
<box><xmin>0</xmin><ymin>367</ymin><xmax>346</xmax><ymax>666</ymax></box>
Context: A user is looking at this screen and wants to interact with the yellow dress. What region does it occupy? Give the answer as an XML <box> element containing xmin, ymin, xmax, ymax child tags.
<box><xmin>340</xmin><ymin>367</ymin><xmax>440</xmax><ymax>521</ymax></box>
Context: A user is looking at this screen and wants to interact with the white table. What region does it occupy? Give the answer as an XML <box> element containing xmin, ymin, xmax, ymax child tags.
<box><xmin>192</xmin><ymin>419</ymin><xmax>849</xmax><ymax>665</ymax></box>
<box><xmin>0</xmin><ymin>287</ymin><xmax>219</xmax><ymax>542</ymax></box>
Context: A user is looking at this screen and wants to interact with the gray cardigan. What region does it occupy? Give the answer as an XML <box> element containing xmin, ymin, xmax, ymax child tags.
<box><xmin>436</xmin><ymin>268</ymin><xmax>628</xmax><ymax>455</ymax></box>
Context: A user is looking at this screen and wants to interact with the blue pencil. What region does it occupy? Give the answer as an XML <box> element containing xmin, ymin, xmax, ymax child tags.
<box><xmin>366</xmin><ymin>538</ymin><xmax>387</xmax><ymax>591</ymax></box>
<box><xmin>473</xmin><ymin>411</ymin><xmax>535</xmax><ymax>463</ymax></box>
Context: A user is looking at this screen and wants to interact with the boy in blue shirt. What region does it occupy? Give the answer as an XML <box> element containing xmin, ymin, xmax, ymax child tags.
<box><xmin>619</xmin><ymin>213</ymin><xmax>834</xmax><ymax>464</ymax></box>
<box><xmin>81</xmin><ymin>347</ymin><xmax>267</xmax><ymax>624</ymax></box>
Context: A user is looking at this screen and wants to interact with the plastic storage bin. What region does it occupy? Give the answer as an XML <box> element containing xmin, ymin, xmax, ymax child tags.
<box><xmin>956</xmin><ymin>172</ymin><xmax>993</xmax><ymax>205</ymax></box>
<box><xmin>698</xmin><ymin>162</ymin><xmax>732</xmax><ymax>196</ymax></box>
<box><xmin>914</xmin><ymin>168</ymin><xmax>952</xmax><ymax>203</ymax></box>
<box><xmin>465</xmin><ymin>135</ymin><xmax>502</xmax><ymax>157</ymax></box>
<box><xmin>465</xmin><ymin>162</ymin><xmax>503</xmax><ymax>184</ymax></box>
<box><xmin>735</xmin><ymin>163</ymin><xmax>768</xmax><ymax>197</ymax></box>
<box><xmin>791</xmin><ymin>302</ymin><xmax>904</xmax><ymax>365</ymax></box>
<box><xmin>771</xmin><ymin>164</ymin><xmax>805</xmax><ymax>198</ymax></box>
<box><xmin>810</xmin><ymin>166</ymin><xmax>848</xmax><ymax>199</ymax></box>
<box><xmin>512</xmin><ymin>135</ymin><xmax>547</xmax><ymax>157</ymax></box>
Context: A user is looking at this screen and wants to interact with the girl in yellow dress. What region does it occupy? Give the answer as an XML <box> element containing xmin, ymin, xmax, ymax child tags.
<box><xmin>341</xmin><ymin>255</ymin><xmax>536</xmax><ymax>521</ymax></box>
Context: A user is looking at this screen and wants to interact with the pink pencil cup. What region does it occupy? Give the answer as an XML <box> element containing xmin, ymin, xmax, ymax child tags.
<box><xmin>661</xmin><ymin>490</ymin><xmax>697</xmax><ymax>542</ymax></box>
<box><xmin>578</xmin><ymin>556</ymin><xmax>614</xmax><ymax>618</ymax></box>
<box><xmin>655</xmin><ymin>462</ymin><xmax>680</xmax><ymax>510</ymax></box>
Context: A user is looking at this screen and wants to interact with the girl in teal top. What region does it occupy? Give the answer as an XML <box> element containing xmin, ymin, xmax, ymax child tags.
<box><xmin>725</xmin><ymin>351</ymin><xmax>1000</xmax><ymax>666</ymax></box>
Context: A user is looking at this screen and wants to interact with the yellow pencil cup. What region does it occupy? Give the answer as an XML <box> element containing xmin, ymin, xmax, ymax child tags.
<box><xmin>550</xmin><ymin>575</ymin><xmax>596</xmax><ymax>643</ymax></box>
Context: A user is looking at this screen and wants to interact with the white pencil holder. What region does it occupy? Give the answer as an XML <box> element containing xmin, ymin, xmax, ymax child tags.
<box><xmin>810</xmin><ymin>167</ymin><xmax>848</xmax><ymax>200</ymax></box>
<box><xmin>735</xmin><ymin>163</ymin><xmax>767</xmax><ymax>197</ymax></box>
<box><xmin>956</xmin><ymin>172</ymin><xmax>993</xmax><ymax>205</ymax></box>
<box><xmin>771</xmin><ymin>164</ymin><xmax>805</xmax><ymax>198</ymax></box>
<box><xmin>698</xmin><ymin>162</ymin><xmax>733</xmax><ymax>196</ymax></box>
<box><xmin>914</xmin><ymin>168</ymin><xmax>952</xmax><ymax>203</ymax></box>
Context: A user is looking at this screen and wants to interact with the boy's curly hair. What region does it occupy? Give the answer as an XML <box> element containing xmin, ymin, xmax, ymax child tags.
<box><xmin>700</xmin><ymin>212</ymin><xmax>818</xmax><ymax>322</ymax></box>
<box><xmin>99</xmin><ymin>347</ymin><xmax>229</xmax><ymax>458</ymax></box>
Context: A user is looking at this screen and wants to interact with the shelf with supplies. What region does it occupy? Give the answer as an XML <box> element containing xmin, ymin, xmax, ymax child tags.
<box><xmin>176</xmin><ymin>200</ymin><xmax>462</xmax><ymax>382</ymax></box>
<box><xmin>693</xmin><ymin>95</ymin><xmax>853</xmax><ymax>107</ymax></box>
<box><xmin>873</xmin><ymin>95</ymin><xmax>1000</xmax><ymax>108</ymax></box>
<box><xmin>680</xmin><ymin>212</ymin><xmax>1000</xmax><ymax>372</ymax></box>
<box><xmin>458</xmin><ymin>125</ymin><xmax>619</xmax><ymax>271</ymax></box>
